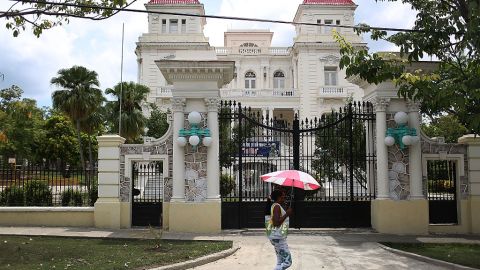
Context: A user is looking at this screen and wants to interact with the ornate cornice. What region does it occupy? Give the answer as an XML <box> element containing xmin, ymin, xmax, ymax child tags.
<box><xmin>171</xmin><ymin>97</ymin><xmax>186</xmax><ymax>112</ymax></box>
<box><xmin>319</xmin><ymin>54</ymin><xmax>340</xmax><ymax>64</ymax></box>
<box><xmin>205</xmin><ymin>98</ymin><xmax>220</xmax><ymax>112</ymax></box>
<box><xmin>373</xmin><ymin>98</ymin><xmax>390</xmax><ymax>112</ymax></box>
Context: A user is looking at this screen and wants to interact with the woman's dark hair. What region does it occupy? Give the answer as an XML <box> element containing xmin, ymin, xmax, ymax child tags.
<box><xmin>270</xmin><ymin>189</ymin><xmax>284</xmax><ymax>202</ymax></box>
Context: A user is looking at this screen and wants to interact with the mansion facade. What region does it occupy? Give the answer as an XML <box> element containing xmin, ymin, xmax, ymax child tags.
<box><xmin>136</xmin><ymin>0</ymin><xmax>366</xmax><ymax>122</ymax></box>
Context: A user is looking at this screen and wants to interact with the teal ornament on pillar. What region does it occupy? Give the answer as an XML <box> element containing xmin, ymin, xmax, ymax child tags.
<box><xmin>385</xmin><ymin>111</ymin><xmax>420</xmax><ymax>150</ymax></box>
<box><xmin>177</xmin><ymin>111</ymin><xmax>212</xmax><ymax>150</ymax></box>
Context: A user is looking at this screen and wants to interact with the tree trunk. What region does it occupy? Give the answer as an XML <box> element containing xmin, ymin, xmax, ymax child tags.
<box><xmin>76</xmin><ymin>120</ymin><xmax>86</xmax><ymax>171</ymax></box>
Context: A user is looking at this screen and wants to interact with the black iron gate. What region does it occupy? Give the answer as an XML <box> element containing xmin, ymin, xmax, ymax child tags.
<box><xmin>219</xmin><ymin>101</ymin><xmax>376</xmax><ymax>229</ymax></box>
<box><xmin>427</xmin><ymin>160</ymin><xmax>458</xmax><ymax>224</ymax></box>
<box><xmin>132</xmin><ymin>161</ymin><xmax>163</xmax><ymax>227</ymax></box>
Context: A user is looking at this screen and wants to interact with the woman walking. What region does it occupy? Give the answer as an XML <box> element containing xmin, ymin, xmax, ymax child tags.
<box><xmin>266</xmin><ymin>189</ymin><xmax>293</xmax><ymax>270</ymax></box>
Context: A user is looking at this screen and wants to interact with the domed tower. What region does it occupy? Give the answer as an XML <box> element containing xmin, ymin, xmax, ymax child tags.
<box><xmin>136</xmin><ymin>0</ymin><xmax>215</xmax><ymax>111</ymax></box>
<box><xmin>292</xmin><ymin>0</ymin><xmax>365</xmax><ymax>119</ymax></box>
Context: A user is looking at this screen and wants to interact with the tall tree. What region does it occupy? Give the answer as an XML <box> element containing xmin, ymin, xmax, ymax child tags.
<box><xmin>335</xmin><ymin>0</ymin><xmax>480</xmax><ymax>134</ymax></box>
<box><xmin>145</xmin><ymin>104</ymin><xmax>169</xmax><ymax>139</ymax></box>
<box><xmin>41</xmin><ymin>111</ymin><xmax>79</xmax><ymax>167</ymax></box>
<box><xmin>422</xmin><ymin>115</ymin><xmax>469</xmax><ymax>143</ymax></box>
<box><xmin>51</xmin><ymin>65</ymin><xmax>103</xmax><ymax>170</ymax></box>
<box><xmin>105</xmin><ymin>82</ymin><xmax>149</xmax><ymax>143</ymax></box>
<box><xmin>3</xmin><ymin>0</ymin><xmax>138</xmax><ymax>37</ymax></box>
<box><xmin>0</xmin><ymin>85</ymin><xmax>45</xmax><ymax>163</ymax></box>
<box><xmin>80</xmin><ymin>90</ymin><xmax>106</xmax><ymax>168</ymax></box>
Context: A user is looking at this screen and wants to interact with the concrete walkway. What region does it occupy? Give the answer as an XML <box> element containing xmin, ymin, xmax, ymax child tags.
<box><xmin>1</xmin><ymin>227</ymin><xmax>479</xmax><ymax>270</ymax></box>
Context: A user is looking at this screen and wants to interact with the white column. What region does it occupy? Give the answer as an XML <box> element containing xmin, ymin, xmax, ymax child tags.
<box><xmin>268</xmin><ymin>106</ymin><xmax>274</xmax><ymax>119</ymax></box>
<box><xmin>408</xmin><ymin>101</ymin><xmax>424</xmax><ymax>199</ymax></box>
<box><xmin>171</xmin><ymin>98</ymin><xmax>186</xmax><ymax>202</ymax></box>
<box><xmin>205</xmin><ymin>98</ymin><xmax>221</xmax><ymax>201</ymax></box>
<box><xmin>374</xmin><ymin>98</ymin><xmax>390</xmax><ymax>199</ymax></box>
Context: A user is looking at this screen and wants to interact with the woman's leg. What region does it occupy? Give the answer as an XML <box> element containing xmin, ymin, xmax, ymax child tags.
<box><xmin>277</xmin><ymin>238</ymin><xmax>292</xmax><ymax>269</ymax></box>
<box><xmin>270</xmin><ymin>238</ymin><xmax>292</xmax><ymax>270</ymax></box>
<box><xmin>270</xmin><ymin>239</ymin><xmax>283</xmax><ymax>270</ymax></box>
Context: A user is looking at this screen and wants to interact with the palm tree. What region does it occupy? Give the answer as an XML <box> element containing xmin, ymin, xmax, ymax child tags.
<box><xmin>51</xmin><ymin>66</ymin><xmax>103</xmax><ymax>170</ymax></box>
<box><xmin>105</xmin><ymin>82</ymin><xmax>149</xmax><ymax>142</ymax></box>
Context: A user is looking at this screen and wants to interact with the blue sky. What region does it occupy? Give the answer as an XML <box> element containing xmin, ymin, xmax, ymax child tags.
<box><xmin>0</xmin><ymin>0</ymin><xmax>416</xmax><ymax>107</ymax></box>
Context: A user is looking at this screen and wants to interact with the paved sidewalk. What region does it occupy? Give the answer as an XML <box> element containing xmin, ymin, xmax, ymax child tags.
<box><xmin>1</xmin><ymin>227</ymin><xmax>479</xmax><ymax>270</ymax></box>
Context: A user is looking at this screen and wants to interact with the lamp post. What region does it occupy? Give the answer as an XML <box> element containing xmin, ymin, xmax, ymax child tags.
<box><xmin>176</xmin><ymin>111</ymin><xmax>212</xmax><ymax>150</ymax></box>
<box><xmin>384</xmin><ymin>111</ymin><xmax>420</xmax><ymax>150</ymax></box>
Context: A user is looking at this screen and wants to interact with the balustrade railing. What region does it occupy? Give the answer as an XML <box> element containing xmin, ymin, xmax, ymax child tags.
<box><xmin>214</xmin><ymin>47</ymin><xmax>291</xmax><ymax>56</ymax></box>
<box><xmin>221</xmin><ymin>89</ymin><xmax>298</xmax><ymax>98</ymax></box>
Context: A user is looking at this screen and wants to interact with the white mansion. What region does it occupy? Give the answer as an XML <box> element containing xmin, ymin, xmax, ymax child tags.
<box><xmin>136</xmin><ymin>0</ymin><xmax>366</xmax><ymax>121</ymax></box>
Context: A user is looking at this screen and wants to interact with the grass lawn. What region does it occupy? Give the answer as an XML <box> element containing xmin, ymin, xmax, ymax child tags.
<box><xmin>383</xmin><ymin>243</ymin><xmax>480</xmax><ymax>269</ymax></box>
<box><xmin>0</xmin><ymin>235</ymin><xmax>232</xmax><ymax>270</ymax></box>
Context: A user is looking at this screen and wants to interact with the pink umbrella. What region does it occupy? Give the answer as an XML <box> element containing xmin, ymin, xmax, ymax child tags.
<box><xmin>261</xmin><ymin>170</ymin><xmax>321</xmax><ymax>191</ymax></box>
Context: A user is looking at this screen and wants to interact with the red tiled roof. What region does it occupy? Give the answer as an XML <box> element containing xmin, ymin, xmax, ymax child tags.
<box><xmin>303</xmin><ymin>0</ymin><xmax>355</xmax><ymax>5</ymax></box>
<box><xmin>148</xmin><ymin>0</ymin><xmax>200</xmax><ymax>4</ymax></box>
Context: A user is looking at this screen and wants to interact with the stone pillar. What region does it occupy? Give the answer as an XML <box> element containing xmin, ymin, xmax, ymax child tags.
<box><xmin>205</xmin><ymin>98</ymin><xmax>220</xmax><ymax>201</ymax></box>
<box><xmin>458</xmin><ymin>135</ymin><xmax>480</xmax><ymax>234</ymax></box>
<box><xmin>171</xmin><ymin>98</ymin><xmax>186</xmax><ymax>202</ymax></box>
<box><xmin>95</xmin><ymin>135</ymin><xmax>125</xmax><ymax>229</ymax></box>
<box><xmin>374</xmin><ymin>98</ymin><xmax>390</xmax><ymax>199</ymax></box>
<box><xmin>407</xmin><ymin>101</ymin><xmax>424</xmax><ymax>199</ymax></box>
<box><xmin>157</xmin><ymin>60</ymin><xmax>234</xmax><ymax>233</ymax></box>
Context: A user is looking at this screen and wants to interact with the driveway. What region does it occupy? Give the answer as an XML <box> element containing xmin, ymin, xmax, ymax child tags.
<box><xmin>189</xmin><ymin>233</ymin><xmax>452</xmax><ymax>270</ymax></box>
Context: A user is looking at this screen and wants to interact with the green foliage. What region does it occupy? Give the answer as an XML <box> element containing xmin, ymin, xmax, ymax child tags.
<box><xmin>0</xmin><ymin>185</ymin><xmax>25</xmax><ymax>206</ymax></box>
<box><xmin>0</xmin><ymin>85</ymin><xmax>46</xmax><ymax>162</ymax></box>
<box><xmin>51</xmin><ymin>65</ymin><xmax>104</xmax><ymax>169</ymax></box>
<box><xmin>24</xmin><ymin>181</ymin><xmax>53</xmax><ymax>206</ymax></box>
<box><xmin>422</xmin><ymin>115</ymin><xmax>469</xmax><ymax>143</ymax></box>
<box><xmin>311</xmin><ymin>105</ymin><xmax>368</xmax><ymax>189</ymax></box>
<box><xmin>146</xmin><ymin>104</ymin><xmax>169</xmax><ymax>139</ymax></box>
<box><xmin>105</xmin><ymin>82</ymin><xmax>149</xmax><ymax>143</ymax></box>
<box><xmin>336</xmin><ymin>0</ymin><xmax>480</xmax><ymax>134</ymax></box>
<box><xmin>428</xmin><ymin>179</ymin><xmax>455</xmax><ymax>194</ymax></box>
<box><xmin>220</xmin><ymin>174</ymin><xmax>236</xmax><ymax>197</ymax></box>
<box><xmin>4</xmin><ymin>1</ymin><xmax>135</xmax><ymax>37</ymax></box>
<box><xmin>41</xmin><ymin>111</ymin><xmax>80</xmax><ymax>165</ymax></box>
<box><xmin>61</xmin><ymin>189</ymin><xmax>84</xmax><ymax>206</ymax></box>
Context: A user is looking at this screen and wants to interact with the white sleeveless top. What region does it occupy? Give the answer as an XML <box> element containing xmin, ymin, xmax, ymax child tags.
<box><xmin>265</xmin><ymin>203</ymin><xmax>289</xmax><ymax>239</ymax></box>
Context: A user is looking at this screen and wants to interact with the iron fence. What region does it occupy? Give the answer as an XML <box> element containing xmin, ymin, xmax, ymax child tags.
<box><xmin>427</xmin><ymin>160</ymin><xmax>457</xmax><ymax>201</ymax></box>
<box><xmin>0</xmin><ymin>164</ymin><xmax>98</xmax><ymax>206</ymax></box>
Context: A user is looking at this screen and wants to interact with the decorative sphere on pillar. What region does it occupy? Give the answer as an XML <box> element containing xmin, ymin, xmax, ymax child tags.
<box><xmin>402</xmin><ymin>135</ymin><xmax>412</xmax><ymax>146</ymax></box>
<box><xmin>188</xmin><ymin>111</ymin><xmax>202</xmax><ymax>125</ymax></box>
<box><xmin>394</xmin><ymin>111</ymin><xmax>409</xmax><ymax>125</ymax></box>
<box><xmin>384</xmin><ymin>136</ymin><xmax>395</xmax><ymax>146</ymax></box>
<box><xmin>189</xmin><ymin>135</ymin><xmax>200</xmax><ymax>146</ymax></box>
<box><xmin>176</xmin><ymin>137</ymin><xmax>187</xmax><ymax>147</ymax></box>
<box><xmin>203</xmin><ymin>136</ymin><xmax>212</xmax><ymax>147</ymax></box>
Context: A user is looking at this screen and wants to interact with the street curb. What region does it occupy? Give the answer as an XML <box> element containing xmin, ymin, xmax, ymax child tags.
<box><xmin>378</xmin><ymin>243</ymin><xmax>478</xmax><ymax>270</ymax></box>
<box><xmin>147</xmin><ymin>245</ymin><xmax>240</xmax><ymax>270</ymax></box>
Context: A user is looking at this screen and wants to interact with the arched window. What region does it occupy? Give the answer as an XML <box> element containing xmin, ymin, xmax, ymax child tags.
<box><xmin>273</xmin><ymin>71</ymin><xmax>285</xmax><ymax>89</ymax></box>
<box><xmin>245</xmin><ymin>71</ymin><xmax>256</xmax><ymax>89</ymax></box>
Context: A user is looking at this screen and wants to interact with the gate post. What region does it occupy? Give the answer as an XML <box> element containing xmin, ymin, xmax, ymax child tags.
<box><xmin>458</xmin><ymin>135</ymin><xmax>480</xmax><ymax>234</ymax></box>
<box><xmin>157</xmin><ymin>60</ymin><xmax>235</xmax><ymax>233</ymax></box>
<box><xmin>95</xmin><ymin>135</ymin><xmax>125</xmax><ymax>229</ymax></box>
<box><xmin>352</xmin><ymin>72</ymin><xmax>431</xmax><ymax>235</ymax></box>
